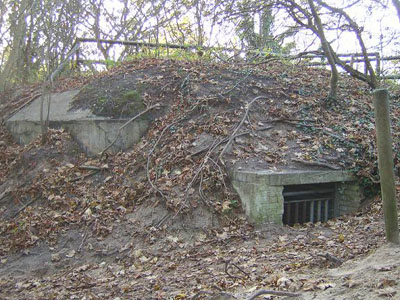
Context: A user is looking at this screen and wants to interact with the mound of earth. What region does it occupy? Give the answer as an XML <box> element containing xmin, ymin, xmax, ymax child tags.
<box><xmin>0</xmin><ymin>58</ymin><xmax>399</xmax><ymax>299</ymax></box>
<box><xmin>69</xmin><ymin>59</ymin><xmax>395</xmax><ymax>177</ymax></box>
<box><xmin>284</xmin><ymin>243</ymin><xmax>400</xmax><ymax>300</ymax></box>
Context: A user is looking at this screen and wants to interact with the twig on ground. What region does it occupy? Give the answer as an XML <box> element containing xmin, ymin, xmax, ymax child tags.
<box><xmin>246</xmin><ymin>289</ymin><xmax>301</xmax><ymax>300</ymax></box>
<box><xmin>225</xmin><ymin>260</ymin><xmax>250</xmax><ymax>279</ymax></box>
<box><xmin>198</xmin><ymin>170</ymin><xmax>209</xmax><ymax>206</ymax></box>
<box><xmin>99</xmin><ymin>104</ymin><xmax>159</xmax><ymax>158</ymax></box>
<box><xmin>191</xmin><ymin>285</ymin><xmax>237</xmax><ymax>300</ymax></box>
<box><xmin>231</xmin><ymin>262</ymin><xmax>250</xmax><ymax>277</ymax></box>
<box><xmin>70</xmin><ymin>170</ymin><xmax>100</xmax><ymax>182</ymax></box>
<box><xmin>190</xmin><ymin>290</ymin><xmax>214</xmax><ymax>300</ymax></box>
<box><xmin>322</xmin><ymin>130</ymin><xmax>355</xmax><ymax>145</ymax></box>
<box><xmin>77</xmin><ymin>226</ymin><xmax>89</xmax><ymax>253</ymax></box>
<box><xmin>11</xmin><ymin>195</ymin><xmax>41</xmax><ymax>218</ymax></box>
<box><xmin>174</xmin><ymin>138</ymin><xmax>222</xmax><ymax>217</ymax></box>
<box><xmin>190</xmin><ymin>126</ymin><xmax>273</xmax><ymax>158</ymax></box>
<box><xmin>292</xmin><ymin>158</ymin><xmax>341</xmax><ymax>170</ymax></box>
<box><xmin>173</xmin><ymin>124</ymin><xmax>273</xmax><ymax>220</ymax></box>
<box><xmin>280</xmin><ymin>120</ymin><xmax>319</xmax><ymax>128</ymax></box>
<box><xmin>271</xmin><ymin>119</ymin><xmax>357</xmax><ymax>147</ymax></box>
<box><xmin>154</xmin><ymin>211</ymin><xmax>171</xmax><ymax>228</ymax></box>
<box><xmin>219</xmin><ymin>96</ymin><xmax>267</xmax><ymax>162</ymax></box>
<box><xmin>208</xmin><ymin>157</ymin><xmax>228</xmax><ymax>190</ymax></box>
<box><xmin>262</xmin><ymin>118</ymin><xmax>318</xmax><ymax>124</ymax></box>
<box><xmin>152</xmin><ymin>107</ymin><xmax>200</xmax><ymax>227</ymax></box>
<box><xmin>0</xmin><ymin>188</ymin><xmax>11</xmax><ymax>201</ymax></box>
<box><xmin>217</xmin><ymin>69</ymin><xmax>253</xmax><ymax>99</ymax></box>
<box><xmin>79</xmin><ymin>165</ymin><xmax>109</xmax><ymax>171</ymax></box>
<box><xmin>146</xmin><ymin>121</ymin><xmax>179</xmax><ymax>198</ymax></box>
<box><xmin>66</xmin><ymin>283</ymin><xmax>97</xmax><ymax>290</ymax></box>
<box><xmin>317</xmin><ymin>252</ymin><xmax>343</xmax><ymax>266</ymax></box>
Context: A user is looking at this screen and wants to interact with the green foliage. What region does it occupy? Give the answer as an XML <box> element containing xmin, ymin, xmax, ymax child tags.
<box><xmin>359</xmin><ymin>176</ymin><xmax>380</xmax><ymax>198</ymax></box>
<box><xmin>165</xmin><ymin>16</ymin><xmax>198</xmax><ymax>45</ymax></box>
<box><xmin>281</xmin><ymin>42</ymin><xmax>296</xmax><ymax>55</ymax></box>
<box><xmin>104</xmin><ymin>59</ymin><xmax>118</xmax><ymax>69</ymax></box>
<box><xmin>124</xmin><ymin>47</ymin><xmax>213</xmax><ymax>62</ymax></box>
<box><xmin>121</xmin><ymin>90</ymin><xmax>142</xmax><ymax>104</ymax></box>
<box><xmin>98</xmin><ymin>97</ymin><xmax>107</xmax><ymax>106</ymax></box>
<box><xmin>229</xmin><ymin>198</ymin><xmax>239</xmax><ymax>208</ymax></box>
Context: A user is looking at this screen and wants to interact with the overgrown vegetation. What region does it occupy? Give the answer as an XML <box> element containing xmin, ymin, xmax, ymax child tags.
<box><xmin>0</xmin><ymin>0</ymin><xmax>399</xmax><ymax>94</ymax></box>
<box><xmin>90</xmin><ymin>89</ymin><xmax>145</xmax><ymax>117</ymax></box>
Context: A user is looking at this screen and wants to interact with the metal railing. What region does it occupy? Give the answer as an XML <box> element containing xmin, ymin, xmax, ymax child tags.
<box><xmin>283</xmin><ymin>184</ymin><xmax>336</xmax><ymax>225</ymax></box>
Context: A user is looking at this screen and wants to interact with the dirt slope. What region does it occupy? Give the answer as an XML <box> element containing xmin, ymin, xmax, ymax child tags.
<box><xmin>291</xmin><ymin>243</ymin><xmax>400</xmax><ymax>300</ymax></box>
<box><xmin>0</xmin><ymin>58</ymin><xmax>399</xmax><ymax>299</ymax></box>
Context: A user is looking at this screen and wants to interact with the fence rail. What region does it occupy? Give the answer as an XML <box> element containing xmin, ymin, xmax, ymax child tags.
<box><xmin>67</xmin><ymin>37</ymin><xmax>400</xmax><ymax>80</ymax></box>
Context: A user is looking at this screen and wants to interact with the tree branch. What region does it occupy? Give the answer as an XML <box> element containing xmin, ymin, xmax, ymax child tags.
<box><xmin>219</xmin><ymin>96</ymin><xmax>267</xmax><ymax>161</ymax></box>
<box><xmin>246</xmin><ymin>289</ymin><xmax>301</xmax><ymax>300</ymax></box>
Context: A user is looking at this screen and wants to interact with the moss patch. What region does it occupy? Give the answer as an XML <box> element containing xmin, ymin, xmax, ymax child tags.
<box><xmin>71</xmin><ymin>73</ymin><xmax>149</xmax><ymax>118</ymax></box>
<box><xmin>89</xmin><ymin>89</ymin><xmax>146</xmax><ymax>118</ymax></box>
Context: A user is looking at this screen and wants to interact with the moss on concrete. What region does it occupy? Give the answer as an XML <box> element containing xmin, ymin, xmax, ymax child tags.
<box><xmin>88</xmin><ymin>89</ymin><xmax>146</xmax><ymax>118</ymax></box>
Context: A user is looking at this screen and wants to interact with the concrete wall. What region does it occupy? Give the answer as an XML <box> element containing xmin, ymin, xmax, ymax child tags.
<box><xmin>232</xmin><ymin>180</ymin><xmax>284</xmax><ymax>224</ymax></box>
<box><xmin>64</xmin><ymin>119</ymin><xmax>149</xmax><ymax>154</ymax></box>
<box><xmin>5</xmin><ymin>120</ymin><xmax>42</xmax><ymax>145</ymax></box>
<box><xmin>231</xmin><ymin>170</ymin><xmax>362</xmax><ymax>225</ymax></box>
<box><xmin>6</xmin><ymin>118</ymin><xmax>150</xmax><ymax>155</ymax></box>
<box><xmin>336</xmin><ymin>182</ymin><xmax>363</xmax><ymax>215</ymax></box>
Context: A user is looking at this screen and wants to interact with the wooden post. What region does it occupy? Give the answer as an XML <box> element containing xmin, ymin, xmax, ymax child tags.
<box><xmin>75</xmin><ymin>48</ymin><xmax>80</xmax><ymax>70</ymax></box>
<box><xmin>373</xmin><ymin>89</ymin><xmax>399</xmax><ymax>244</ymax></box>
<box><xmin>375</xmin><ymin>52</ymin><xmax>381</xmax><ymax>77</ymax></box>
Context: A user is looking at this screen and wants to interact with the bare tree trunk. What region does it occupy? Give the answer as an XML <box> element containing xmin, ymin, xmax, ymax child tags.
<box><xmin>307</xmin><ymin>0</ymin><xmax>338</xmax><ymax>101</ymax></box>
<box><xmin>0</xmin><ymin>0</ymin><xmax>29</xmax><ymax>92</ymax></box>
<box><xmin>315</xmin><ymin>0</ymin><xmax>379</xmax><ymax>88</ymax></box>
<box><xmin>41</xmin><ymin>1</ymin><xmax>56</xmax><ymax>145</ymax></box>
<box><xmin>94</xmin><ymin>14</ymin><xmax>109</xmax><ymax>60</ymax></box>
<box><xmin>195</xmin><ymin>0</ymin><xmax>204</xmax><ymax>48</ymax></box>
<box><xmin>40</xmin><ymin>86</ymin><xmax>51</xmax><ymax>145</ymax></box>
<box><xmin>392</xmin><ymin>0</ymin><xmax>400</xmax><ymax>23</ymax></box>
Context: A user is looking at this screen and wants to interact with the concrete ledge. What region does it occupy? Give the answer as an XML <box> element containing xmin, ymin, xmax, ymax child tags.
<box><xmin>232</xmin><ymin>169</ymin><xmax>355</xmax><ymax>186</ymax></box>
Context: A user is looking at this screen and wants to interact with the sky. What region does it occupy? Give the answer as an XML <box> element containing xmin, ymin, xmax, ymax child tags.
<box><xmin>258</xmin><ymin>1</ymin><xmax>400</xmax><ymax>76</ymax></box>
<box><xmin>2</xmin><ymin>0</ymin><xmax>394</xmax><ymax>76</ymax></box>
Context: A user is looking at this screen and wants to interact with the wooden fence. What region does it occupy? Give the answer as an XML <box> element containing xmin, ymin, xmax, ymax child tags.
<box><xmin>70</xmin><ymin>38</ymin><xmax>400</xmax><ymax>79</ymax></box>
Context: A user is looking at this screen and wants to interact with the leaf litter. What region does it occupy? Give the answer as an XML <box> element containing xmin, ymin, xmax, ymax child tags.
<box><xmin>0</xmin><ymin>58</ymin><xmax>399</xmax><ymax>299</ymax></box>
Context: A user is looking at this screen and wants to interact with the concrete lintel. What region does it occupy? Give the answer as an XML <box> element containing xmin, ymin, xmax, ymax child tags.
<box><xmin>232</xmin><ymin>169</ymin><xmax>355</xmax><ymax>186</ymax></box>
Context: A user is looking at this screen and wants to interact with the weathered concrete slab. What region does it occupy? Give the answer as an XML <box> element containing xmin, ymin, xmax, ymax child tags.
<box><xmin>8</xmin><ymin>90</ymin><xmax>86</xmax><ymax>122</ymax></box>
<box><xmin>6</xmin><ymin>90</ymin><xmax>150</xmax><ymax>154</ymax></box>
<box><xmin>232</xmin><ymin>170</ymin><xmax>356</xmax><ymax>186</ymax></box>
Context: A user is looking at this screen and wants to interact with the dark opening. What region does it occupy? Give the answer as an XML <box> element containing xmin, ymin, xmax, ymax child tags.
<box><xmin>282</xmin><ymin>183</ymin><xmax>336</xmax><ymax>225</ymax></box>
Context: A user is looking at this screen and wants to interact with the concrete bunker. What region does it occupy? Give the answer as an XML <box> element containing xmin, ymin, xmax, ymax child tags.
<box><xmin>5</xmin><ymin>90</ymin><xmax>151</xmax><ymax>155</ymax></box>
<box><xmin>231</xmin><ymin>170</ymin><xmax>362</xmax><ymax>225</ymax></box>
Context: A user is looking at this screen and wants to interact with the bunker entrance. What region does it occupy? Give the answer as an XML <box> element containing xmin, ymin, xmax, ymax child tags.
<box><xmin>283</xmin><ymin>183</ymin><xmax>336</xmax><ymax>225</ymax></box>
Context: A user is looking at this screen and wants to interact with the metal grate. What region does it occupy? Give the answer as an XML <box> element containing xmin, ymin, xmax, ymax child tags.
<box><xmin>282</xmin><ymin>183</ymin><xmax>336</xmax><ymax>225</ymax></box>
